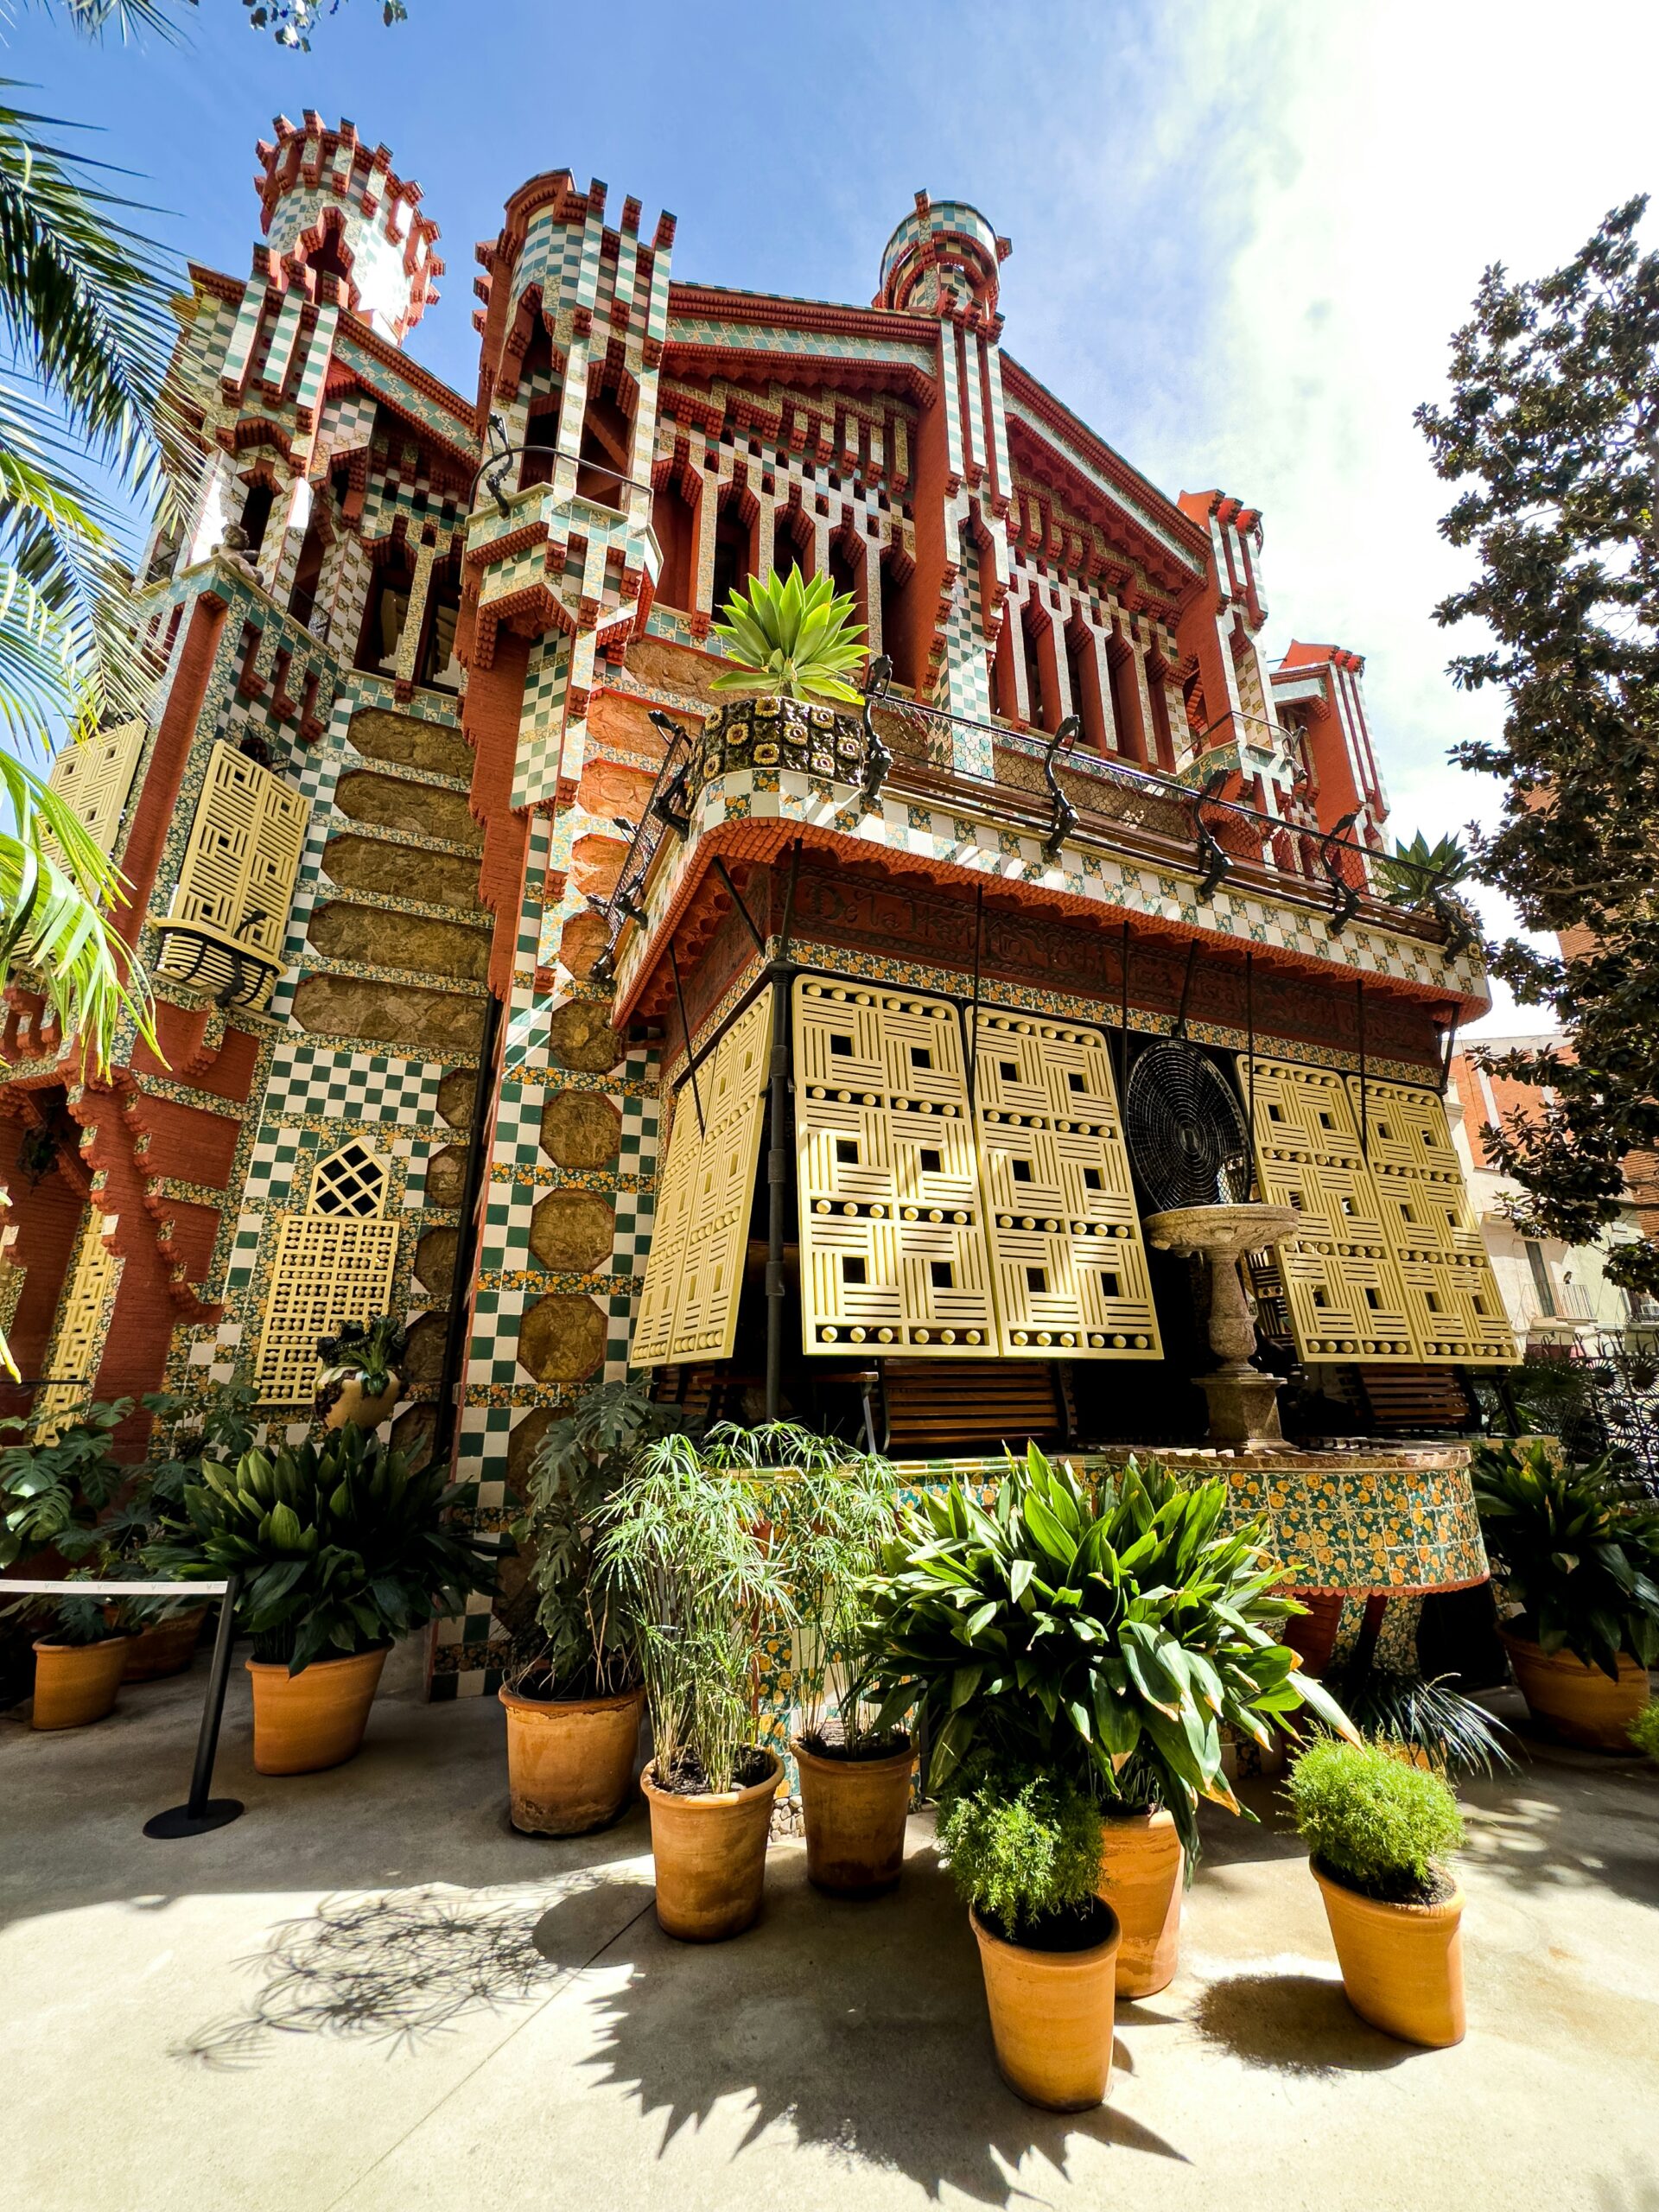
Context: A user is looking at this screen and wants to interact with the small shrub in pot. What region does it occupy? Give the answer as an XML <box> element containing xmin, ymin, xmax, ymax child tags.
<box><xmin>1287</xmin><ymin>1737</ymin><xmax>1468</xmax><ymax>2047</ymax></box>
<box><xmin>1</xmin><ymin>1399</ymin><xmax>135</xmax><ymax>1726</ymax></box>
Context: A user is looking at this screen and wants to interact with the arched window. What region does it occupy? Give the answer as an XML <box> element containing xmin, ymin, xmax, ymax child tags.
<box><xmin>651</xmin><ymin>474</ymin><xmax>698</xmax><ymax>612</ymax></box>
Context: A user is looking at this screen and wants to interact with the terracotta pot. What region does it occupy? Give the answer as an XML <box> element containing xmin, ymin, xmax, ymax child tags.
<box><xmin>247</xmin><ymin>1646</ymin><xmax>388</xmax><ymax>1774</ymax></box>
<box><xmin>639</xmin><ymin>1751</ymin><xmax>781</xmax><ymax>1941</ymax></box>
<box><xmin>30</xmin><ymin>1636</ymin><xmax>131</xmax><ymax>1730</ymax></box>
<box><xmin>1096</xmin><ymin>1806</ymin><xmax>1184</xmax><ymax>1997</ymax></box>
<box><xmin>320</xmin><ymin>1373</ymin><xmax>401</xmax><ymax>1431</ymax></box>
<box><xmin>123</xmin><ymin>1606</ymin><xmax>209</xmax><ymax>1682</ymax></box>
<box><xmin>970</xmin><ymin>1904</ymin><xmax>1122</xmax><ymax>2110</ymax></box>
<box><xmin>1498</xmin><ymin>1628</ymin><xmax>1651</xmax><ymax>1751</ymax></box>
<box><xmin>1312</xmin><ymin>1861</ymin><xmax>1465</xmax><ymax>2048</ymax></box>
<box><xmin>500</xmin><ymin>1683</ymin><xmax>644</xmax><ymax>1835</ymax></box>
<box><xmin>791</xmin><ymin>1736</ymin><xmax>913</xmax><ymax>1896</ymax></box>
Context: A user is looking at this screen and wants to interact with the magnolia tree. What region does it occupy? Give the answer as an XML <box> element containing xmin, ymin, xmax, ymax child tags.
<box><xmin>1417</xmin><ymin>198</ymin><xmax>1659</xmax><ymax>1298</ymax></box>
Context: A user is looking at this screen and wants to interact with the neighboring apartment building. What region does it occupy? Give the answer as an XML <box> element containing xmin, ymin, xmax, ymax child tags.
<box><xmin>1449</xmin><ymin>1039</ymin><xmax>1656</xmax><ymax>1346</ymax></box>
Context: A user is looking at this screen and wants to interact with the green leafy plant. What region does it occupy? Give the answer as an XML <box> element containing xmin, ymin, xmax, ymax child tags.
<box><xmin>1325</xmin><ymin>1665</ymin><xmax>1513</xmax><ymax>1779</ymax></box>
<box><xmin>700</xmin><ymin>1421</ymin><xmax>899</xmax><ymax>1754</ymax></box>
<box><xmin>710</xmin><ymin>570</ymin><xmax>868</xmax><ymax>705</ymax></box>
<box><xmin>1287</xmin><ymin>1738</ymin><xmax>1465</xmax><ymax>1905</ymax></box>
<box><xmin>1629</xmin><ymin>1698</ymin><xmax>1659</xmax><ymax>1761</ymax></box>
<box><xmin>314</xmin><ymin>1314</ymin><xmax>407</xmax><ymax>1416</ymax></box>
<box><xmin>511</xmin><ymin>1376</ymin><xmax>690</xmax><ymax>1699</ymax></box>
<box><xmin>1471</xmin><ymin>1436</ymin><xmax>1659</xmax><ymax>1678</ymax></box>
<box><xmin>145</xmin><ymin>1425</ymin><xmax>493</xmax><ymax>1673</ymax></box>
<box><xmin>938</xmin><ymin>1762</ymin><xmax>1105</xmax><ymax>1945</ymax></box>
<box><xmin>597</xmin><ymin>1430</ymin><xmax>793</xmax><ymax>1795</ymax></box>
<box><xmin>0</xmin><ymin>1396</ymin><xmax>129</xmax><ymax>1567</ymax></box>
<box><xmin>1373</xmin><ymin>828</ymin><xmax>1474</xmax><ymax>912</ymax></box>
<box><xmin>857</xmin><ymin>1446</ymin><xmax>1357</xmax><ymax>1861</ymax></box>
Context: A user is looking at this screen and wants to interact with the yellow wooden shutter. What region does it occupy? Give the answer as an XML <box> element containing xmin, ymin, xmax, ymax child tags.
<box><xmin>975</xmin><ymin>1011</ymin><xmax>1160</xmax><ymax>1357</ymax></box>
<box><xmin>43</xmin><ymin>721</ymin><xmax>146</xmax><ymax>860</ymax></box>
<box><xmin>796</xmin><ymin>978</ymin><xmax>996</xmax><ymax>1356</ymax></box>
<box><xmin>256</xmin><ymin>1214</ymin><xmax>401</xmax><ymax>1405</ymax></box>
<box><xmin>36</xmin><ymin>1211</ymin><xmax>121</xmax><ymax>1435</ymax></box>
<box><xmin>157</xmin><ymin>742</ymin><xmax>309</xmax><ymax>1006</ymax></box>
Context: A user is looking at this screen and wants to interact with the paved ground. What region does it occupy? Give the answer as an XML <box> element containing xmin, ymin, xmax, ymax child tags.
<box><xmin>4</xmin><ymin>1640</ymin><xmax>1658</xmax><ymax>2212</ymax></box>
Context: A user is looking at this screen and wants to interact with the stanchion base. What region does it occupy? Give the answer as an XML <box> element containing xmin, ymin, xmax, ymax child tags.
<box><xmin>143</xmin><ymin>1798</ymin><xmax>245</xmax><ymax>1840</ymax></box>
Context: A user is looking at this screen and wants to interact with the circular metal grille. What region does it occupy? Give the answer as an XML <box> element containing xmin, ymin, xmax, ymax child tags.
<box><xmin>1124</xmin><ymin>1039</ymin><xmax>1252</xmax><ymax>1213</ymax></box>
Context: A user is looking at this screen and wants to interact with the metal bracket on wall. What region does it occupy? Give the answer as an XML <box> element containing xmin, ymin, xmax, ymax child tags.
<box><xmin>588</xmin><ymin>718</ymin><xmax>696</xmax><ymax>983</ymax></box>
<box><xmin>1190</xmin><ymin>768</ymin><xmax>1234</xmax><ymax>899</ymax></box>
<box><xmin>1321</xmin><ymin>810</ymin><xmax>1363</xmax><ymax>934</ymax></box>
<box><xmin>1040</xmin><ymin>715</ymin><xmax>1081</xmax><ymax>861</ymax></box>
<box><xmin>859</xmin><ymin>655</ymin><xmax>895</xmax><ymax>810</ymax></box>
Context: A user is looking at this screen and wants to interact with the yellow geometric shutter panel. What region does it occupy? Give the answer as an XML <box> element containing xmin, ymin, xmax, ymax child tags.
<box><xmin>36</xmin><ymin>1211</ymin><xmax>121</xmax><ymax>1435</ymax></box>
<box><xmin>256</xmin><ymin>1213</ymin><xmax>401</xmax><ymax>1405</ymax></box>
<box><xmin>44</xmin><ymin>720</ymin><xmax>146</xmax><ymax>860</ymax></box>
<box><xmin>1351</xmin><ymin>1077</ymin><xmax>1517</xmax><ymax>1364</ymax></box>
<box><xmin>1240</xmin><ymin>1057</ymin><xmax>1415</xmax><ymax>1363</ymax></box>
<box><xmin>795</xmin><ymin>977</ymin><xmax>996</xmax><ymax>1355</ymax></box>
<box><xmin>630</xmin><ymin>994</ymin><xmax>772</xmax><ymax>1368</ymax></box>
<box><xmin>974</xmin><ymin>1010</ymin><xmax>1160</xmax><ymax>1357</ymax></box>
<box><xmin>156</xmin><ymin>742</ymin><xmax>309</xmax><ymax>1008</ymax></box>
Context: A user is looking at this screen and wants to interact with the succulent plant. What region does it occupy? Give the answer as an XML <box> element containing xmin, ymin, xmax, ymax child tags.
<box><xmin>710</xmin><ymin>569</ymin><xmax>868</xmax><ymax>705</ymax></box>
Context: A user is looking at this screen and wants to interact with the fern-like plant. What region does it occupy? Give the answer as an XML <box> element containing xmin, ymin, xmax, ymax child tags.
<box><xmin>1287</xmin><ymin>1738</ymin><xmax>1465</xmax><ymax>1905</ymax></box>
<box><xmin>710</xmin><ymin>569</ymin><xmax>867</xmax><ymax>704</ymax></box>
<box><xmin>938</xmin><ymin>1762</ymin><xmax>1105</xmax><ymax>1944</ymax></box>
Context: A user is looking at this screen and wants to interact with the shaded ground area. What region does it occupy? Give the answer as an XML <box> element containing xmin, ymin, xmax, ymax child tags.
<box><xmin>4</xmin><ymin>1646</ymin><xmax>1658</xmax><ymax>2211</ymax></box>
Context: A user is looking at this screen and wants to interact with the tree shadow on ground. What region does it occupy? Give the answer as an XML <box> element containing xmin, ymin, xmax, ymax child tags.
<box><xmin>1187</xmin><ymin>1969</ymin><xmax>1415</xmax><ymax>2076</ymax></box>
<box><xmin>545</xmin><ymin>1843</ymin><xmax>1189</xmax><ymax>2209</ymax></box>
<box><xmin>1455</xmin><ymin>1764</ymin><xmax>1659</xmax><ymax>1911</ymax></box>
<box><xmin>168</xmin><ymin>1866</ymin><xmax>657</xmax><ymax>2068</ymax></box>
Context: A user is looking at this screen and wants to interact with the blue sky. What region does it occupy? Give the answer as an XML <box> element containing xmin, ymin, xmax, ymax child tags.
<box><xmin>13</xmin><ymin>0</ymin><xmax>1659</xmax><ymax>1028</ymax></box>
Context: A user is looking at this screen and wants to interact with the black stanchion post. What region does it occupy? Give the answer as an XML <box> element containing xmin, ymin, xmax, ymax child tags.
<box><xmin>144</xmin><ymin>1573</ymin><xmax>245</xmax><ymax>1840</ymax></box>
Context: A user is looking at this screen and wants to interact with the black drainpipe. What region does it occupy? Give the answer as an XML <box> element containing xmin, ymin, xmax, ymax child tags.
<box><xmin>431</xmin><ymin>986</ymin><xmax>504</xmax><ymax>1471</ymax></box>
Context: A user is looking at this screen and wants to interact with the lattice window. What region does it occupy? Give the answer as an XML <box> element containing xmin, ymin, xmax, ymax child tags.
<box><xmin>1351</xmin><ymin>1077</ymin><xmax>1516</xmax><ymax>1364</ymax></box>
<box><xmin>796</xmin><ymin>979</ymin><xmax>996</xmax><ymax>1355</ymax></box>
<box><xmin>1241</xmin><ymin>1054</ymin><xmax>1515</xmax><ymax>1366</ymax></box>
<box><xmin>36</xmin><ymin>1211</ymin><xmax>121</xmax><ymax>1434</ymax></box>
<box><xmin>156</xmin><ymin>741</ymin><xmax>309</xmax><ymax>1009</ymax></box>
<box><xmin>630</xmin><ymin>994</ymin><xmax>772</xmax><ymax>1368</ymax></box>
<box><xmin>311</xmin><ymin>1141</ymin><xmax>390</xmax><ymax>1219</ymax></box>
<box><xmin>43</xmin><ymin>720</ymin><xmax>146</xmax><ymax>860</ymax></box>
<box><xmin>974</xmin><ymin>1011</ymin><xmax>1160</xmax><ymax>1357</ymax></box>
<box><xmin>255</xmin><ymin>1214</ymin><xmax>401</xmax><ymax>1405</ymax></box>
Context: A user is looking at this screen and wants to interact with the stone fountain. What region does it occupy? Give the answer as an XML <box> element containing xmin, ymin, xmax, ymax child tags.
<box><xmin>1143</xmin><ymin>1202</ymin><xmax>1300</xmax><ymax>1446</ymax></box>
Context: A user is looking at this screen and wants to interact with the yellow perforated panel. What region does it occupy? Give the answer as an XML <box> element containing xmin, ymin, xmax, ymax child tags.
<box><xmin>631</xmin><ymin>994</ymin><xmax>772</xmax><ymax>1368</ymax></box>
<box><xmin>36</xmin><ymin>1211</ymin><xmax>121</xmax><ymax>1435</ymax></box>
<box><xmin>796</xmin><ymin>978</ymin><xmax>995</xmax><ymax>1355</ymax></box>
<box><xmin>44</xmin><ymin>721</ymin><xmax>145</xmax><ymax>860</ymax></box>
<box><xmin>1351</xmin><ymin>1077</ymin><xmax>1516</xmax><ymax>1363</ymax></box>
<box><xmin>1242</xmin><ymin>1055</ymin><xmax>1516</xmax><ymax>1364</ymax></box>
<box><xmin>157</xmin><ymin>742</ymin><xmax>309</xmax><ymax>1008</ymax></box>
<box><xmin>256</xmin><ymin>1213</ymin><xmax>401</xmax><ymax>1405</ymax></box>
<box><xmin>974</xmin><ymin>1011</ymin><xmax>1160</xmax><ymax>1357</ymax></box>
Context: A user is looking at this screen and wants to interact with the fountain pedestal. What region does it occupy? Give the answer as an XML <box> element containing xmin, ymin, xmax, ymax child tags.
<box><xmin>1143</xmin><ymin>1203</ymin><xmax>1301</xmax><ymax>1447</ymax></box>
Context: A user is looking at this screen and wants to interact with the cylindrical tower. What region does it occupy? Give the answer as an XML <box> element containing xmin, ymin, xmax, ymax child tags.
<box><xmin>255</xmin><ymin>111</ymin><xmax>442</xmax><ymax>343</ymax></box>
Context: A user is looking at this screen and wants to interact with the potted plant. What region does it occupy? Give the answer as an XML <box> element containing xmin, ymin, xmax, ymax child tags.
<box><xmin>1472</xmin><ymin>1437</ymin><xmax>1659</xmax><ymax>1750</ymax></box>
<box><xmin>709</xmin><ymin>1421</ymin><xmax>908</xmax><ymax>1896</ymax></box>
<box><xmin>314</xmin><ymin>1313</ymin><xmax>407</xmax><ymax>1430</ymax></box>
<box><xmin>0</xmin><ymin>1398</ymin><xmax>135</xmax><ymax>1726</ymax></box>
<box><xmin>711</xmin><ymin>569</ymin><xmax>868</xmax><ymax>705</ymax></box>
<box><xmin>860</xmin><ymin>1447</ymin><xmax>1356</xmax><ymax>1998</ymax></box>
<box><xmin>1287</xmin><ymin>1736</ymin><xmax>1467</xmax><ymax>2047</ymax></box>
<box><xmin>503</xmin><ymin>1377</ymin><xmax>688</xmax><ymax>1836</ymax></box>
<box><xmin>598</xmin><ymin>1431</ymin><xmax>793</xmax><ymax>1941</ymax></box>
<box><xmin>1630</xmin><ymin>1699</ymin><xmax>1659</xmax><ymax>1762</ymax></box>
<box><xmin>147</xmin><ymin>1424</ymin><xmax>492</xmax><ymax>1773</ymax></box>
<box><xmin>938</xmin><ymin>1762</ymin><xmax>1120</xmax><ymax>2111</ymax></box>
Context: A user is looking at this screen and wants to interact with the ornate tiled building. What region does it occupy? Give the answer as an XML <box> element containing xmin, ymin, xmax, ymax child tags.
<box><xmin>3</xmin><ymin>120</ymin><xmax>1514</xmax><ymax>1698</ymax></box>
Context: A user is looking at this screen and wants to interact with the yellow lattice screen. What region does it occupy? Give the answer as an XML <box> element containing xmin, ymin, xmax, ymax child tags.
<box><xmin>630</xmin><ymin>994</ymin><xmax>772</xmax><ymax>1367</ymax></box>
<box><xmin>1351</xmin><ymin>1076</ymin><xmax>1517</xmax><ymax>1363</ymax></box>
<box><xmin>796</xmin><ymin>978</ymin><xmax>996</xmax><ymax>1355</ymax></box>
<box><xmin>256</xmin><ymin>1214</ymin><xmax>401</xmax><ymax>1404</ymax></box>
<box><xmin>973</xmin><ymin>1011</ymin><xmax>1160</xmax><ymax>1357</ymax></box>
<box><xmin>44</xmin><ymin>720</ymin><xmax>146</xmax><ymax>860</ymax></box>
<box><xmin>36</xmin><ymin>1211</ymin><xmax>120</xmax><ymax>1433</ymax></box>
<box><xmin>1242</xmin><ymin>1054</ymin><xmax>1516</xmax><ymax>1365</ymax></box>
<box><xmin>157</xmin><ymin>742</ymin><xmax>309</xmax><ymax>1008</ymax></box>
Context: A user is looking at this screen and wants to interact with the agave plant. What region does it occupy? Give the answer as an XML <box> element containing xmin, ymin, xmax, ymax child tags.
<box><xmin>857</xmin><ymin>1446</ymin><xmax>1356</xmax><ymax>1860</ymax></box>
<box><xmin>710</xmin><ymin>569</ymin><xmax>868</xmax><ymax>705</ymax></box>
<box><xmin>146</xmin><ymin>1425</ymin><xmax>493</xmax><ymax>1673</ymax></box>
<box><xmin>1471</xmin><ymin>1435</ymin><xmax>1659</xmax><ymax>1678</ymax></box>
<box><xmin>1372</xmin><ymin>829</ymin><xmax>1471</xmax><ymax>908</ymax></box>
